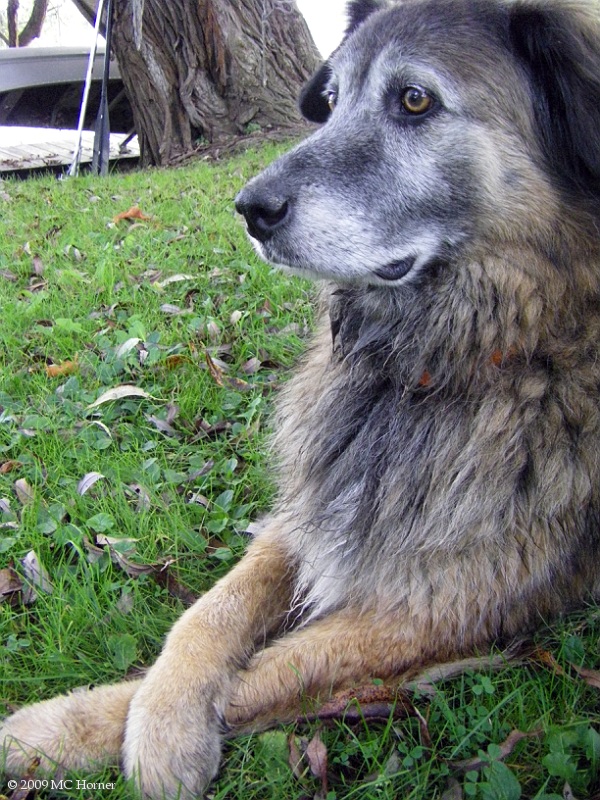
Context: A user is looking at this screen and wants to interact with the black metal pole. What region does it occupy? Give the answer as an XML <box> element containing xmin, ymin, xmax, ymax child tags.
<box><xmin>92</xmin><ymin>0</ymin><xmax>114</xmax><ymax>176</ymax></box>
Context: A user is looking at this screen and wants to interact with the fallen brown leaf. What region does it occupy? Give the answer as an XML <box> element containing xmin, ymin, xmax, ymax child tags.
<box><xmin>191</xmin><ymin>420</ymin><xmax>231</xmax><ymax>441</ymax></box>
<box><xmin>288</xmin><ymin>734</ymin><xmax>304</xmax><ymax>780</ymax></box>
<box><xmin>32</xmin><ymin>254</ymin><xmax>44</xmax><ymax>275</ymax></box>
<box><xmin>113</xmin><ymin>205</ymin><xmax>152</xmax><ymax>223</ymax></box>
<box><xmin>21</xmin><ymin>550</ymin><xmax>53</xmax><ymax>604</ymax></box>
<box><xmin>82</xmin><ymin>535</ymin><xmax>106</xmax><ymax>564</ymax></box>
<box><xmin>146</xmin><ymin>414</ymin><xmax>179</xmax><ymax>437</ymax></box>
<box><xmin>45</xmin><ymin>358</ymin><xmax>79</xmax><ymax>378</ymax></box>
<box><xmin>0</xmin><ymin>566</ymin><xmax>22</xmax><ymax>603</ymax></box>
<box><xmin>154</xmin><ymin>564</ymin><xmax>198</xmax><ymax>607</ymax></box>
<box><xmin>570</xmin><ymin>662</ymin><xmax>600</xmax><ymax>690</ymax></box>
<box><xmin>155</xmin><ymin>273</ymin><xmax>195</xmax><ymax>288</ymax></box>
<box><xmin>305</xmin><ymin>730</ymin><xmax>328</xmax><ymax>796</ymax></box>
<box><xmin>205</xmin><ymin>351</ymin><xmax>251</xmax><ymax>392</ymax></box>
<box><xmin>160</xmin><ymin>303</ymin><xmax>187</xmax><ymax>316</ymax></box>
<box><xmin>5</xmin><ymin>760</ymin><xmax>42</xmax><ymax>799</ymax></box>
<box><xmin>0</xmin><ymin>460</ymin><xmax>21</xmax><ymax>474</ymax></box>
<box><xmin>450</xmin><ymin>728</ymin><xmax>542</xmax><ymax>772</ymax></box>
<box><xmin>242</xmin><ymin>357</ymin><xmax>262</xmax><ymax>375</ymax></box>
<box><xmin>14</xmin><ymin>478</ymin><xmax>34</xmax><ymax>505</ymax></box>
<box><xmin>164</xmin><ymin>354</ymin><xmax>193</xmax><ymax>369</ymax></box>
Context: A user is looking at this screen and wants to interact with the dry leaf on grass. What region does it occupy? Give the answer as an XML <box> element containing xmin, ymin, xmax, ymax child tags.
<box><xmin>32</xmin><ymin>254</ymin><xmax>44</xmax><ymax>276</ymax></box>
<box><xmin>305</xmin><ymin>730</ymin><xmax>328</xmax><ymax>795</ymax></box>
<box><xmin>288</xmin><ymin>734</ymin><xmax>304</xmax><ymax>780</ymax></box>
<box><xmin>113</xmin><ymin>205</ymin><xmax>152</xmax><ymax>223</ymax></box>
<box><xmin>570</xmin><ymin>663</ymin><xmax>600</xmax><ymax>690</ymax></box>
<box><xmin>242</xmin><ymin>357</ymin><xmax>262</xmax><ymax>375</ymax></box>
<box><xmin>0</xmin><ymin>566</ymin><xmax>23</xmax><ymax>603</ymax></box>
<box><xmin>21</xmin><ymin>550</ymin><xmax>53</xmax><ymax>603</ymax></box>
<box><xmin>153</xmin><ymin>565</ymin><xmax>198</xmax><ymax>607</ymax></box>
<box><xmin>0</xmin><ymin>460</ymin><xmax>21</xmax><ymax>474</ymax></box>
<box><xmin>192</xmin><ymin>419</ymin><xmax>232</xmax><ymax>440</ymax></box>
<box><xmin>287</xmin><ymin>731</ymin><xmax>329</xmax><ymax>795</ymax></box>
<box><xmin>85</xmin><ymin>534</ymin><xmax>197</xmax><ymax>605</ymax></box>
<box><xmin>155</xmin><ymin>273</ymin><xmax>195</xmax><ymax>288</ymax></box>
<box><xmin>205</xmin><ymin>351</ymin><xmax>251</xmax><ymax>392</ymax></box>
<box><xmin>530</xmin><ymin>646</ymin><xmax>600</xmax><ymax>689</ymax></box>
<box><xmin>146</xmin><ymin>414</ymin><xmax>179</xmax><ymax>437</ymax></box>
<box><xmin>77</xmin><ymin>471</ymin><xmax>105</xmax><ymax>496</ymax></box>
<box><xmin>86</xmin><ymin>384</ymin><xmax>152</xmax><ymax>410</ymax></box>
<box><xmin>450</xmin><ymin>728</ymin><xmax>542</xmax><ymax>772</ymax></box>
<box><xmin>45</xmin><ymin>359</ymin><xmax>79</xmax><ymax>378</ymax></box>
<box><xmin>14</xmin><ymin>478</ymin><xmax>34</xmax><ymax>505</ymax></box>
<box><xmin>160</xmin><ymin>303</ymin><xmax>187</xmax><ymax>316</ymax></box>
<box><xmin>95</xmin><ymin>535</ymin><xmax>146</xmax><ymax>577</ymax></box>
<box><xmin>124</xmin><ymin>483</ymin><xmax>152</xmax><ymax>512</ymax></box>
<box><xmin>164</xmin><ymin>354</ymin><xmax>194</xmax><ymax>370</ymax></box>
<box><xmin>114</xmin><ymin>337</ymin><xmax>141</xmax><ymax>358</ymax></box>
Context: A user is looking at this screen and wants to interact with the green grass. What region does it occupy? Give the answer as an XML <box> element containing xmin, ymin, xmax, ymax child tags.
<box><xmin>1</xmin><ymin>150</ymin><xmax>599</xmax><ymax>800</ymax></box>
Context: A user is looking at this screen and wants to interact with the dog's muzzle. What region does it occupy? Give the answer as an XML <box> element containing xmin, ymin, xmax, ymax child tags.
<box><xmin>235</xmin><ymin>186</ymin><xmax>289</xmax><ymax>243</ymax></box>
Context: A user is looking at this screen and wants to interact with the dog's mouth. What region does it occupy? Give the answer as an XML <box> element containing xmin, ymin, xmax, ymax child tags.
<box><xmin>373</xmin><ymin>257</ymin><xmax>415</xmax><ymax>282</ymax></box>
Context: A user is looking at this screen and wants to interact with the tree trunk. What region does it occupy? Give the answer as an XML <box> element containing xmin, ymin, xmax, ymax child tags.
<box><xmin>5</xmin><ymin>0</ymin><xmax>49</xmax><ymax>46</ymax></box>
<box><xmin>7</xmin><ymin>0</ymin><xmax>19</xmax><ymax>46</ymax></box>
<box><xmin>70</xmin><ymin>0</ymin><xmax>320</xmax><ymax>166</ymax></box>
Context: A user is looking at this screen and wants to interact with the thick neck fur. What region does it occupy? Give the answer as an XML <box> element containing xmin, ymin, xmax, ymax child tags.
<box><xmin>328</xmin><ymin>240</ymin><xmax>599</xmax><ymax>397</ymax></box>
<box><xmin>271</xmin><ymin>237</ymin><xmax>600</xmax><ymax>623</ymax></box>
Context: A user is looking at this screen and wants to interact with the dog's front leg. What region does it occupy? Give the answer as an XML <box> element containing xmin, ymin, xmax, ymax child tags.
<box><xmin>121</xmin><ymin>528</ymin><xmax>292</xmax><ymax>799</ymax></box>
<box><xmin>1</xmin><ymin>527</ymin><xmax>292</xmax><ymax>799</ymax></box>
<box><xmin>225</xmin><ymin>607</ymin><xmax>451</xmax><ymax>734</ymax></box>
<box><xmin>1</xmin><ymin>679</ymin><xmax>141</xmax><ymax>775</ymax></box>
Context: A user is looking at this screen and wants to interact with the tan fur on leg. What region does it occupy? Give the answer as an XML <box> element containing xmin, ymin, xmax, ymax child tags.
<box><xmin>1</xmin><ymin>680</ymin><xmax>140</xmax><ymax>775</ymax></box>
<box><xmin>224</xmin><ymin>608</ymin><xmax>443</xmax><ymax>734</ymax></box>
<box><xmin>2</xmin><ymin>527</ymin><xmax>292</xmax><ymax>798</ymax></box>
<box><xmin>121</xmin><ymin>527</ymin><xmax>292</xmax><ymax>799</ymax></box>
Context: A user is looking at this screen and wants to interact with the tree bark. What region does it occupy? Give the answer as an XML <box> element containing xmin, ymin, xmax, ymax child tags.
<box><xmin>5</xmin><ymin>0</ymin><xmax>49</xmax><ymax>46</ymax></box>
<box><xmin>7</xmin><ymin>0</ymin><xmax>19</xmax><ymax>46</ymax></box>
<box><xmin>70</xmin><ymin>0</ymin><xmax>320</xmax><ymax>166</ymax></box>
<box><xmin>18</xmin><ymin>0</ymin><xmax>49</xmax><ymax>45</ymax></box>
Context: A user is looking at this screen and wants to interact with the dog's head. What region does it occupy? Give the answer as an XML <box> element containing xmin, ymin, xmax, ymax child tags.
<box><xmin>236</xmin><ymin>0</ymin><xmax>600</xmax><ymax>286</ymax></box>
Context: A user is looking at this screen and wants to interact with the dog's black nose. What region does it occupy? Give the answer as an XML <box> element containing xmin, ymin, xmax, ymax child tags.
<box><xmin>235</xmin><ymin>187</ymin><xmax>289</xmax><ymax>242</ymax></box>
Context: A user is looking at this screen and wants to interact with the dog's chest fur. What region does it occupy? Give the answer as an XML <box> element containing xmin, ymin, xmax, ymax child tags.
<box><xmin>268</xmin><ymin>273</ymin><xmax>600</xmax><ymax>631</ymax></box>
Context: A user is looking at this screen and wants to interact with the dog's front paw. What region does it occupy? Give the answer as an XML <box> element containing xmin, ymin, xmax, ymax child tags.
<box><xmin>1</xmin><ymin>682</ymin><xmax>137</xmax><ymax>776</ymax></box>
<box><xmin>122</xmin><ymin>671</ymin><xmax>227</xmax><ymax>800</ymax></box>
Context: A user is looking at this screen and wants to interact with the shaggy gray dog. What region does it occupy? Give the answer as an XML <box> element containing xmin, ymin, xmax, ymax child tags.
<box><xmin>3</xmin><ymin>0</ymin><xmax>600</xmax><ymax>796</ymax></box>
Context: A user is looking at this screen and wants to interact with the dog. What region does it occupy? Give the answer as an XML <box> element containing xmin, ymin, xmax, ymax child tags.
<box><xmin>3</xmin><ymin>0</ymin><xmax>600</xmax><ymax>796</ymax></box>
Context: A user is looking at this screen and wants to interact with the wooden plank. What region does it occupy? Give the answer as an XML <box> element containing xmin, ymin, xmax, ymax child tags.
<box><xmin>0</xmin><ymin>132</ymin><xmax>139</xmax><ymax>173</ymax></box>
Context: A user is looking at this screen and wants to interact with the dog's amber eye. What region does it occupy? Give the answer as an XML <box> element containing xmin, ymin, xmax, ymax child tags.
<box><xmin>401</xmin><ymin>86</ymin><xmax>434</xmax><ymax>115</ymax></box>
<box><xmin>326</xmin><ymin>90</ymin><xmax>337</xmax><ymax>112</ymax></box>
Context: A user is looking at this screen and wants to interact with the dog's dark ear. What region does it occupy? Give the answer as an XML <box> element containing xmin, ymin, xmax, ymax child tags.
<box><xmin>345</xmin><ymin>0</ymin><xmax>385</xmax><ymax>33</ymax></box>
<box><xmin>509</xmin><ymin>1</ymin><xmax>600</xmax><ymax>198</ymax></box>
<box><xmin>299</xmin><ymin>0</ymin><xmax>385</xmax><ymax>123</ymax></box>
<box><xmin>299</xmin><ymin>63</ymin><xmax>334</xmax><ymax>123</ymax></box>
